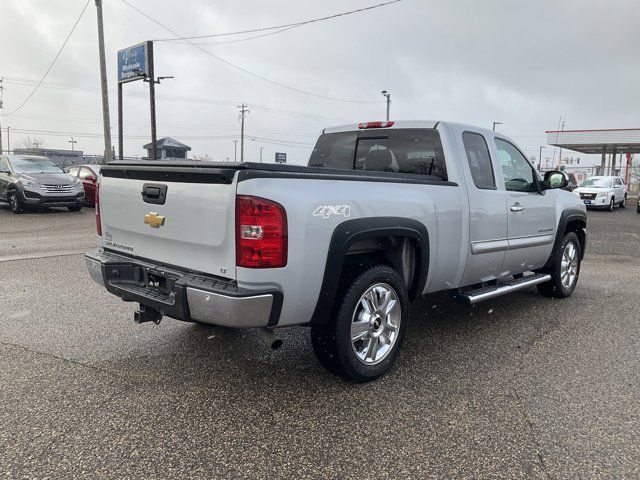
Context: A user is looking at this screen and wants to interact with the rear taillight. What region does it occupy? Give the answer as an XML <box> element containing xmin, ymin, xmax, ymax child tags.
<box><xmin>95</xmin><ymin>181</ymin><xmax>102</xmax><ymax>236</ymax></box>
<box><xmin>236</xmin><ymin>195</ymin><xmax>287</xmax><ymax>268</ymax></box>
<box><xmin>358</xmin><ymin>121</ymin><xmax>394</xmax><ymax>129</ymax></box>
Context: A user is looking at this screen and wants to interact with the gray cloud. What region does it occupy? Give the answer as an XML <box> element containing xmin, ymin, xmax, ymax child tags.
<box><xmin>1</xmin><ymin>0</ymin><xmax>638</xmax><ymax>165</ymax></box>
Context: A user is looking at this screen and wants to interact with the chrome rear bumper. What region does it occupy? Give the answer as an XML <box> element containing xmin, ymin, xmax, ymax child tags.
<box><xmin>85</xmin><ymin>249</ymin><xmax>281</xmax><ymax>328</ymax></box>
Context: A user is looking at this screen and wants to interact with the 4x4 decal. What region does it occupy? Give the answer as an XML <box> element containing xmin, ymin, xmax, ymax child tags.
<box><xmin>313</xmin><ymin>205</ymin><xmax>351</xmax><ymax>219</ymax></box>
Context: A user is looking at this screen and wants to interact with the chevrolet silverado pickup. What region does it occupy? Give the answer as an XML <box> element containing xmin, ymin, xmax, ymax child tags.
<box><xmin>86</xmin><ymin>120</ymin><xmax>587</xmax><ymax>382</ymax></box>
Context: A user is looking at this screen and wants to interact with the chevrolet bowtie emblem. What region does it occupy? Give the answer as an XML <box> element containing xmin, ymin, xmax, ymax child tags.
<box><xmin>144</xmin><ymin>212</ymin><xmax>165</xmax><ymax>228</ymax></box>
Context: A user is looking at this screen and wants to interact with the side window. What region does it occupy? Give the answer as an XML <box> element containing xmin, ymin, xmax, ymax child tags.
<box><xmin>495</xmin><ymin>138</ymin><xmax>536</xmax><ymax>192</ymax></box>
<box><xmin>462</xmin><ymin>132</ymin><xmax>495</xmax><ymax>189</ymax></box>
<box><xmin>614</xmin><ymin>178</ymin><xmax>622</xmax><ymax>187</ymax></box>
<box><xmin>68</xmin><ymin>167</ymin><xmax>80</xmax><ymax>176</ymax></box>
<box><xmin>354</xmin><ymin>129</ymin><xmax>448</xmax><ymax>180</ymax></box>
<box><xmin>0</xmin><ymin>157</ymin><xmax>9</xmax><ymax>171</ymax></box>
<box><xmin>78</xmin><ymin>168</ymin><xmax>94</xmax><ymax>179</ymax></box>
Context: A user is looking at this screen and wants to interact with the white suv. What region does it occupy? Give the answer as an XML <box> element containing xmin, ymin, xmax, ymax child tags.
<box><xmin>574</xmin><ymin>176</ymin><xmax>627</xmax><ymax>211</ymax></box>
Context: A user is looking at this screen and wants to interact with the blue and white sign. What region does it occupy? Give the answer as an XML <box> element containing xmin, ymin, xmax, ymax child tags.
<box><xmin>275</xmin><ymin>152</ymin><xmax>287</xmax><ymax>163</ymax></box>
<box><xmin>118</xmin><ymin>42</ymin><xmax>149</xmax><ymax>83</ymax></box>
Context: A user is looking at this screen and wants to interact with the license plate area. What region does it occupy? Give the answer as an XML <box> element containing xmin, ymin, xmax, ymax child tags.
<box><xmin>144</xmin><ymin>270</ymin><xmax>177</xmax><ymax>296</ymax></box>
<box><xmin>583</xmin><ymin>200</ymin><xmax>591</xmax><ymax>204</ymax></box>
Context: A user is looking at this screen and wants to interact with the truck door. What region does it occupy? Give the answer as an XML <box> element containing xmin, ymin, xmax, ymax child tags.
<box><xmin>494</xmin><ymin>138</ymin><xmax>555</xmax><ymax>275</ymax></box>
<box><xmin>457</xmin><ymin>130</ymin><xmax>508</xmax><ymax>286</ymax></box>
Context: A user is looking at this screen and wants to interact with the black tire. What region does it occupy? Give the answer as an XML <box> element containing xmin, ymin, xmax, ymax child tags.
<box><xmin>8</xmin><ymin>190</ymin><xmax>23</xmax><ymax>214</ymax></box>
<box><xmin>311</xmin><ymin>265</ymin><xmax>408</xmax><ymax>382</ymax></box>
<box><xmin>537</xmin><ymin>231</ymin><xmax>581</xmax><ymax>298</ymax></box>
<box><xmin>620</xmin><ymin>195</ymin><xmax>626</xmax><ymax>208</ymax></box>
<box><xmin>637</xmin><ymin>201</ymin><xmax>640</xmax><ymax>214</ymax></box>
<box><xmin>67</xmin><ymin>205</ymin><xmax>82</xmax><ymax>212</ymax></box>
<box><xmin>608</xmin><ymin>197</ymin><xmax>615</xmax><ymax>211</ymax></box>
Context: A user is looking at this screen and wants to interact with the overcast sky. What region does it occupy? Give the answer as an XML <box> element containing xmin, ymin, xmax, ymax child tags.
<box><xmin>1</xmin><ymin>0</ymin><xmax>639</xmax><ymax>166</ymax></box>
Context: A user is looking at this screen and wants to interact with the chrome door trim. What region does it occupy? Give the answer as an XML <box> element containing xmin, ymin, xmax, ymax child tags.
<box><xmin>472</xmin><ymin>233</ymin><xmax>554</xmax><ymax>254</ymax></box>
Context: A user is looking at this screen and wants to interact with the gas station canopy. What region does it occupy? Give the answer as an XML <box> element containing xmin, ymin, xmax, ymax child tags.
<box><xmin>546</xmin><ymin>128</ymin><xmax>640</xmax><ymax>154</ymax></box>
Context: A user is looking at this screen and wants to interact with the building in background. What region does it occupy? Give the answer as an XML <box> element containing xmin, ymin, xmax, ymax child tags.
<box><xmin>12</xmin><ymin>147</ymin><xmax>84</xmax><ymax>168</ymax></box>
<box><xmin>143</xmin><ymin>137</ymin><xmax>191</xmax><ymax>160</ymax></box>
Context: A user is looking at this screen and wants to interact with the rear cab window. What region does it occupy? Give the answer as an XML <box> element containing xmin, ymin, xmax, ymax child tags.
<box><xmin>309</xmin><ymin>128</ymin><xmax>448</xmax><ymax>181</ymax></box>
<box><xmin>462</xmin><ymin>132</ymin><xmax>495</xmax><ymax>189</ymax></box>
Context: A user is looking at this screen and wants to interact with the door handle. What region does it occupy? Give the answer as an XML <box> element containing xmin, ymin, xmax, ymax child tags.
<box><xmin>510</xmin><ymin>202</ymin><xmax>525</xmax><ymax>212</ymax></box>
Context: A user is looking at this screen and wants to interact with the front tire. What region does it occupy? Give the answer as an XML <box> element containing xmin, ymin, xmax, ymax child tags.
<box><xmin>537</xmin><ymin>232</ymin><xmax>581</xmax><ymax>298</ymax></box>
<box><xmin>8</xmin><ymin>191</ymin><xmax>23</xmax><ymax>214</ymax></box>
<box><xmin>608</xmin><ymin>197</ymin><xmax>615</xmax><ymax>211</ymax></box>
<box><xmin>311</xmin><ymin>265</ymin><xmax>408</xmax><ymax>382</ymax></box>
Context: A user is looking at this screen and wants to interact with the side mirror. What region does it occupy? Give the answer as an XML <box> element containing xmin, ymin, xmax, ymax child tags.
<box><xmin>543</xmin><ymin>170</ymin><xmax>569</xmax><ymax>190</ymax></box>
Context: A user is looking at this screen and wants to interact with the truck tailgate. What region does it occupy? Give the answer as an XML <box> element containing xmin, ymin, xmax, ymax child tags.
<box><xmin>99</xmin><ymin>165</ymin><xmax>238</xmax><ymax>280</ymax></box>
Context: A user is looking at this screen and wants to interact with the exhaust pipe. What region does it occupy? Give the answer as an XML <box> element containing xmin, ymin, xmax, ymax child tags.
<box><xmin>258</xmin><ymin>328</ymin><xmax>283</xmax><ymax>350</ymax></box>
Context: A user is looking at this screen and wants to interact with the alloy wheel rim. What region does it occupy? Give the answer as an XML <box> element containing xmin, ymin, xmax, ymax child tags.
<box><xmin>9</xmin><ymin>194</ymin><xmax>17</xmax><ymax>210</ymax></box>
<box><xmin>560</xmin><ymin>242</ymin><xmax>579</xmax><ymax>289</ymax></box>
<box><xmin>351</xmin><ymin>283</ymin><xmax>401</xmax><ymax>365</ymax></box>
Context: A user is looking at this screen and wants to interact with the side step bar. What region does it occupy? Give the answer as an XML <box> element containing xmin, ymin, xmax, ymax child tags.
<box><xmin>454</xmin><ymin>273</ymin><xmax>551</xmax><ymax>306</ymax></box>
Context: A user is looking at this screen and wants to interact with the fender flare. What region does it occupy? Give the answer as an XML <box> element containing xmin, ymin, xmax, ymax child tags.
<box><xmin>309</xmin><ymin>217</ymin><xmax>430</xmax><ymax>326</ymax></box>
<box><xmin>542</xmin><ymin>208</ymin><xmax>587</xmax><ymax>270</ymax></box>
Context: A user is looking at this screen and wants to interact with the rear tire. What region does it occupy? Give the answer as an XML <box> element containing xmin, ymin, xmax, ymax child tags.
<box><xmin>537</xmin><ymin>232</ymin><xmax>581</xmax><ymax>298</ymax></box>
<box><xmin>311</xmin><ymin>265</ymin><xmax>408</xmax><ymax>382</ymax></box>
<box><xmin>620</xmin><ymin>195</ymin><xmax>626</xmax><ymax>208</ymax></box>
<box><xmin>8</xmin><ymin>191</ymin><xmax>23</xmax><ymax>214</ymax></box>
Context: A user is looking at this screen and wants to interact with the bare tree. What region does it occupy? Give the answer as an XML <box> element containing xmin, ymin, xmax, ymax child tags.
<box><xmin>19</xmin><ymin>136</ymin><xmax>45</xmax><ymax>150</ymax></box>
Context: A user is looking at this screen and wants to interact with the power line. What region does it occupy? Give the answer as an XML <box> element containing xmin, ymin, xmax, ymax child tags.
<box><xmin>154</xmin><ymin>0</ymin><xmax>402</xmax><ymax>43</ymax></box>
<box><xmin>3</xmin><ymin>76</ymin><xmax>349</xmax><ymax>123</ymax></box>
<box><xmin>118</xmin><ymin>0</ymin><xmax>383</xmax><ymax>104</ymax></box>
<box><xmin>5</xmin><ymin>0</ymin><xmax>90</xmax><ymax>116</ymax></box>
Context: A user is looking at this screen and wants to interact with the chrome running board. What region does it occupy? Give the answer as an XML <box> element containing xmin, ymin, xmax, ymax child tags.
<box><xmin>455</xmin><ymin>273</ymin><xmax>551</xmax><ymax>306</ymax></box>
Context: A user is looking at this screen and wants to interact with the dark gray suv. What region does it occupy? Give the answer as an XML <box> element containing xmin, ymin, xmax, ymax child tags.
<box><xmin>0</xmin><ymin>155</ymin><xmax>85</xmax><ymax>213</ymax></box>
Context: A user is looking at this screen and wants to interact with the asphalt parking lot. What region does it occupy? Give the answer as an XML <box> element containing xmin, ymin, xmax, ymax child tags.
<box><xmin>1</xmin><ymin>202</ymin><xmax>639</xmax><ymax>479</ymax></box>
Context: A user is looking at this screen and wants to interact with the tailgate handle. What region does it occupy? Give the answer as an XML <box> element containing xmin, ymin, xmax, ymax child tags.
<box><xmin>141</xmin><ymin>183</ymin><xmax>167</xmax><ymax>205</ymax></box>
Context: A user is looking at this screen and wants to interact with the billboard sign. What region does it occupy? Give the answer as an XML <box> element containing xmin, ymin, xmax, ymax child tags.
<box><xmin>275</xmin><ymin>152</ymin><xmax>287</xmax><ymax>163</ymax></box>
<box><xmin>118</xmin><ymin>42</ymin><xmax>150</xmax><ymax>83</ymax></box>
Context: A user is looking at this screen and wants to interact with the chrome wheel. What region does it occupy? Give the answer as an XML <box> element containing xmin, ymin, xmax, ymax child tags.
<box><xmin>351</xmin><ymin>283</ymin><xmax>401</xmax><ymax>365</ymax></box>
<box><xmin>9</xmin><ymin>193</ymin><xmax>20</xmax><ymax>212</ymax></box>
<box><xmin>560</xmin><ymin>242</ymin><xmax>578</xmax><ymax>289</ymax></box>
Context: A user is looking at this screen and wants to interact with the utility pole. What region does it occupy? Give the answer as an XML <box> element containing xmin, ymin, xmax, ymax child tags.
<box><xmin>94</xmin><ymin>0</ymin><xmax>112</xmax><ymax>163</ymax></box>
<box><xmin>381</xmin><ymin>90</ymin><xmax>391</xmax><ymax>121</ymax></box>
<box><xmin>538</xmin><ymin>146</ymin><xmax>546</xmax><ymax>171</ymax></box>
<box><xmin>238</xmin><ymin>104</ymin><xmax>249</xmax><ymax>163</ymax></box>
<box><xmin>68</xmin><ymin>137</ymin><xmax>77</xmax><ymax>151</ymax></box>
<box><xmin>6</xmin><ymin>126</ymin><xmax>10</xmax><ymax>154</ymax></box>
<box><xmin>233</xmin><ymin>140</ymin><xmax>238</xmax><ymax>162</ymax></box>
<box><xmin>260</xmin><ymin>146</ymin><xmax>264</xmax><ymax>163</ymax></box>
<box><xmin>556</xmin><ymin>119</ymin><xmax>565</xmax><ymax>169</ymax></box>
<box><xmin>492</xmin><ymin>121</ymin><xmax>502</xmax><ymax>131</ymax></box>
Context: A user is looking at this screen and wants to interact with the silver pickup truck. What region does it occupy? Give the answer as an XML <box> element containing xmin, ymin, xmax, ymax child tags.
<box><xmin>86</xmin><ymin>120</ymin><xmax>586</xmax><ymax>381</ymax></box>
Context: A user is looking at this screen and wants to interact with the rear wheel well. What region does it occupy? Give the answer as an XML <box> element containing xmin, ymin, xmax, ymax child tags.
<box><xmin>343</xmin><ymin>236</ymin><xmax>421</xmax><ymax>300</ymax></box>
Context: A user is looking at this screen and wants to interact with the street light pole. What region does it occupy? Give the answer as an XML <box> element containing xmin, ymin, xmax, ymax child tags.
<box><xmin>94</xmin><ymin>0</ymin><xmax>112</xmax><ymax>163</ymax></box>
<box><xmin>260</xmin><ymin>146</ymin><xmax>264</xmax><ymax>163</ymax></box>
<box><xmin>381</xmin><ymin>90</ymin><xmax>391</xmax><ymax>121</ymax></box>
<box><xmin>538</xmin><ymin>146</ymin><xmax>546</xmax><ymax>171</ymax></box>
<box><xmin>233</xmin><ymin>140</ymin><xmax>238</xmax><ymax>162</ymax></box>
<box><xmin>492</xmin><ymin>121</ymin><xmax>502</xmax><ymax>131</ymax></box>
<box><xmin>69</xmin><ymin>137</ymin><xmax>77</xmax><ymax>151</ymax></box>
